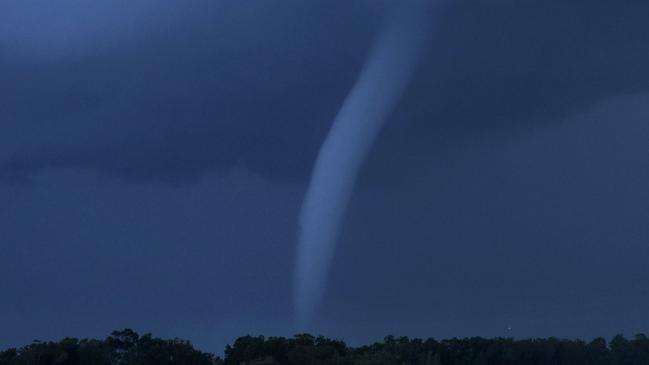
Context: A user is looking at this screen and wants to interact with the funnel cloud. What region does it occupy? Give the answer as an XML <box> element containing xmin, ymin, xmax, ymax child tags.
<box><xmin>294</xmin><ymin>1</ymin><xmax>437</xmax><ymax>328</ymax></box>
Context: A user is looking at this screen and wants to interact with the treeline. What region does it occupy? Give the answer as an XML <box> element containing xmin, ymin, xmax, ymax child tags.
<box><xmin>0</xmin><ymin>329</ymin><xmax>219</xmax><ymax>365</ymax></box>
<box><xmin>2</xmin><ymin>329</ymin><xmax>649</xmax><ymax>365</ymax></box>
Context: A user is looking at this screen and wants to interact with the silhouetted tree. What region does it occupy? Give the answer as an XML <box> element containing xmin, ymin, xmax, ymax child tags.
<box><xmin>4</xmin><ymin>330</ymin><xmax>649</xmax><ymax>365</ymax></box>
<box><xmin>0</xmin><ymin>329</ymin><xmax>220</xmax><ymax>365</ymax></box>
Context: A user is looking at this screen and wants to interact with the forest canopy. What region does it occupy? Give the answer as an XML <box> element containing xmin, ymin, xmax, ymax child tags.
<box><xmin>3</xmin><ymin>329</ymin><xmax>649</xmax><ymax>365</ymax></box>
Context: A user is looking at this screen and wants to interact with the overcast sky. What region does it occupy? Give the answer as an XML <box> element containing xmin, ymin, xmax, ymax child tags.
<box><xmin>2</xmin><ymin>0</ymin><xmax>649</xmax><ymax>353</ymax></box>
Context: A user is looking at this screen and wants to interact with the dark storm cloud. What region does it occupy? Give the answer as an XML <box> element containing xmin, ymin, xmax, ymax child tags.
<box><xmin>1</xmin><ymin>0</ymin><xmax>380</xmax><ymax>183</ymax></box>
<box><xmin>321</xmin><ymin>94</ymin><xmax>649</xmax><ymax>341</ymax></box>
<box><xmin>2</xmin><ymin>1</ymin><xmax>649</xmax><ymax>352</ymax></box>
<box><xmin>2</xmin><ymin>0</ymin><xmax>649</xmax><ymax>184</ymax></box>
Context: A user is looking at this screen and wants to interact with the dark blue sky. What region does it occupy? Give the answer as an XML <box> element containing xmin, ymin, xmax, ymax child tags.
<box><xmin>2</xmin><ymin>0</ymin><xmax>649</xmax><ymax>353</ymax></box>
